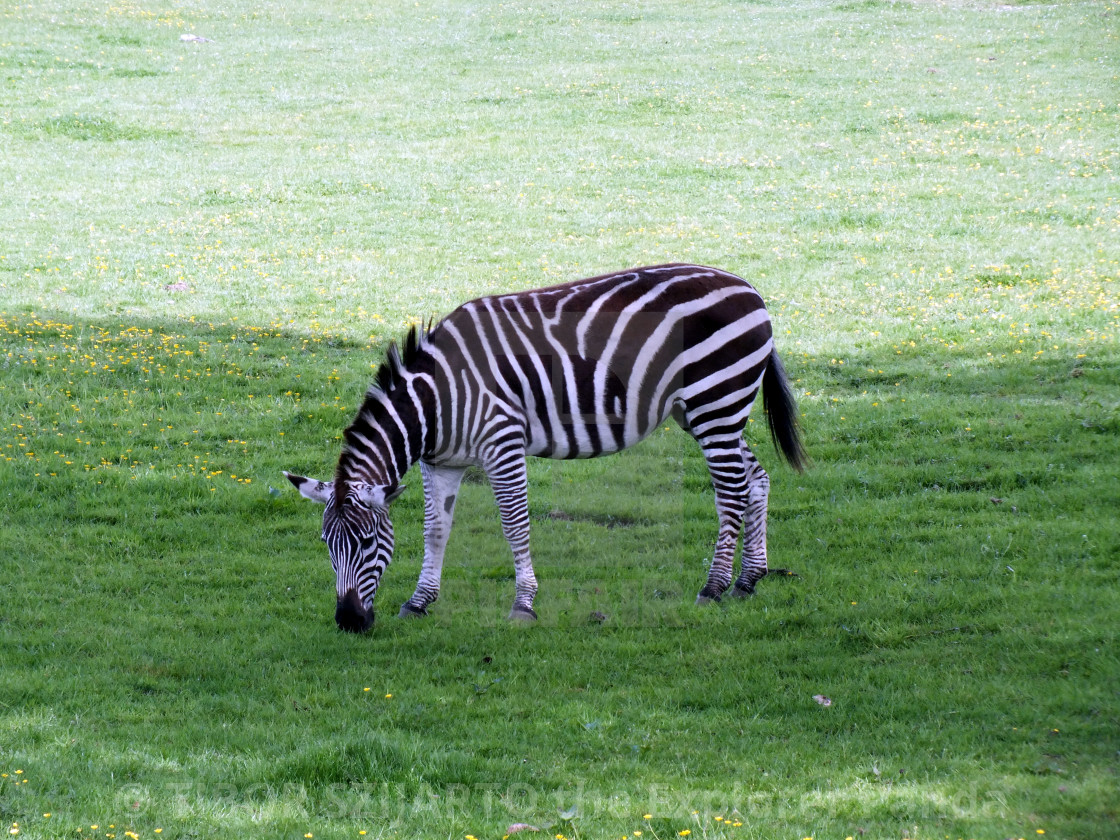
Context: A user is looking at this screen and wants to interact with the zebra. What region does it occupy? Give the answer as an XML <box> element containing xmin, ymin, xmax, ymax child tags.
<box><xmin>286</xmin><ymin>263</ymin><xmax>806</xmax><ymax>632</ymax></box>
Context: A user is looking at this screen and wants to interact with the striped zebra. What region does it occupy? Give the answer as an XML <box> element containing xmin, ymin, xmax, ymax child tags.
<box><xmin>286</xmin><ymin>264</ymin><xmax>805</xmax><ymax>632</ymax></box>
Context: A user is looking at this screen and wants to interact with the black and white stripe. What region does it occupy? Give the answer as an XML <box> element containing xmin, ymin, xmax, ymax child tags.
<box><xmin>287</xmin><ymin>264</ymin><xmax>805</xmax><ymax>630</ymax></box>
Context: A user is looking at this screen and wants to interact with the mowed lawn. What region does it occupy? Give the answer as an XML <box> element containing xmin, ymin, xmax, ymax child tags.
<box><xmin>1</xmin><ymin>1</ymin><xmax>1118</xmax><ymax>839</ymax></box>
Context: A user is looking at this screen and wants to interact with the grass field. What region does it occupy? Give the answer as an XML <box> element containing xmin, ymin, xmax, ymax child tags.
<box><xmin>1</xmin><ymin>0</ymin><xmax>1118</xmax><ymax>838</ymax></box>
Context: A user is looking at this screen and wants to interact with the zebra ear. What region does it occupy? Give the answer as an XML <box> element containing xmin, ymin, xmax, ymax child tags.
<box><xmin>352</xmin><ymin>483</ymin><xmax>407</xmax><ymax>508</ymax></box>
<box><xmin>284</xmin><ymin>471</ymin><xmax>334</xmax><ymax>504</ymax></box>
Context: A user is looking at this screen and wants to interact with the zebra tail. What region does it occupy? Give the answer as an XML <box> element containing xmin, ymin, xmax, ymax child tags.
<box><xmin>761</xmin><ymin>348</ymin><xmax>808</xmax><ymax>472</ymax></box>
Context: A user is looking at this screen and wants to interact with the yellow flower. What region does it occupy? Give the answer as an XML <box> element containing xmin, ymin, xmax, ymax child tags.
<box><xmin>679</xmin><ymin>832</ymin><xmax>690</xmax><ymax>837</ymax></box>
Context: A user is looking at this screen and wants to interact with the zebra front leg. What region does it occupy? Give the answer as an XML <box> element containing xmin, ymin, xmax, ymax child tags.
<box><xmin>486</xmin><ymin>451</ymin><xmax>538</xmax><ymax>621</ymax></box>
<box><xmin>696</xmin><ymin>436</ymin><xmax>749</xmax><ymax>604</ymax></box>
<box><xmin>731</xmin><ymin>447</ymin><xmax>770</xmax><ymax>597</ymax></box>
<box><xmin>399</xmin><ymin>462</ymin><xmax>467</xmax><ymax>618</ymax></box>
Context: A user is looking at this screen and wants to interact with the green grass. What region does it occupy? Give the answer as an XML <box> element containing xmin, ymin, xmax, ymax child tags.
<box><xmin>1</xmin><ymin>0</ymin><xmax>1118</xmax><ymax>838</ymax></box>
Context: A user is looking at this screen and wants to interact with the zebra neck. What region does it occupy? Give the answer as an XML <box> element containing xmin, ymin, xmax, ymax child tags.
<box><xmin>337</xmin><ymin>378</ymin><xmax>433</xmax><ymax>488</ymax></box>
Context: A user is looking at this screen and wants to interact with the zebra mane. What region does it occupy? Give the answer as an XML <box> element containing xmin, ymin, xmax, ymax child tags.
<box><xmin>370</xmin><ymin>322</ymin><xmax>430</xmax><ymax>395</ymax></box>
<box><xmin>335</xmin><ymin>322</ymin><xmax>434</xmax><ymax>492</ymax></box>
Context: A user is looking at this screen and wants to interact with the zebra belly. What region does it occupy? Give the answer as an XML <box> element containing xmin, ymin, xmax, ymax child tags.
<box><xmin>523</xmin><ymin>391</ymin><xmax>672</xmax><ymax>459</ymax></box>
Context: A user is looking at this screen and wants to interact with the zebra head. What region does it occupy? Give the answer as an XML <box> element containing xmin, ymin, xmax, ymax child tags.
<box><xmin>284</xmin><ymin>471</ymin><xmax>406</xmax><ymax>633</ymax></box>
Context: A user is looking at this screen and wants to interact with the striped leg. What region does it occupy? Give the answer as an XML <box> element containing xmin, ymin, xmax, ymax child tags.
<box><xmin>485</xmin><ymin>448</ymin><xmax>538</xmax><ymax>621</ymax></box>
<box><xmin>695</xmin><ymin>434</ymin><xmax>750</xmax><ymax>604</ymax></box>
<box><xmin>399</xmin><ymin>462</ymin><xmax>466</xmax><ymax>617</ymax></box>
<box><xmin>731</xmin><ymin>444</ymin><xmax>771</xmax><ymax>597</ymax></box>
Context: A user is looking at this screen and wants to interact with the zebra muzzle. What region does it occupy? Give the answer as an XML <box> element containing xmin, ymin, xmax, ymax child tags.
<box><xmin>336</xmin><ymin>589</ymin><xmax>374</xmax><ymax>633</ymax></box>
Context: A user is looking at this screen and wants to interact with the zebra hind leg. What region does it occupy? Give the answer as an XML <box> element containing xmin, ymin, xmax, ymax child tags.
<box><xmin>729</xmin><ymin>443</ymin><xmax>798</xmax><ymax>597</ymax></box>
<box><xmin>695</xmin><ymin>436</ymin><xmax>749</xmax><ymax>604</ymax></box>
<box><xmin>729</xmin><ymin>445</ymin><xmax>770</xmax><ymax>597</ymax></box>
<box><xmin>486</xmin><ymin>452</ymin><xmax>539</xmax><ymax>622</ymax></box>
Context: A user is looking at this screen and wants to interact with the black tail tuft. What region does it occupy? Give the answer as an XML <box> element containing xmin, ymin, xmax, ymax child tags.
<box><xmin>762</xmin><ymin>348</ymin><xmax>807</xmax><ymax>472</ymax></box>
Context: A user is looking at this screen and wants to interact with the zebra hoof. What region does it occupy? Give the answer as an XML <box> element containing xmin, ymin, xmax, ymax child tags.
<box><xmin>398</xmin><ymin>602</ymin><xmax>429</xmax><ymax>618</ymax></box>
<box><xmin>508</xmin><ymin>606</ymin><xmax>538</xmax><ymax>622</ymax></box>
<box><xmin>733</xmin><ymin>569</ymin><xmax>798</xmax><ymax>598</ymax></box>
<box><xmin>695</xmin><ymin>592</ymin><xmax>722</xmax><ymax>605</ymax></box>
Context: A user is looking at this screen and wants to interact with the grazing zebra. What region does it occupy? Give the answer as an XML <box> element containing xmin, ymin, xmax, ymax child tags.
<box><xmin>286</xmin><ymin>264</ymin><xmax>805</xmax><ymax>632</ymax></box>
